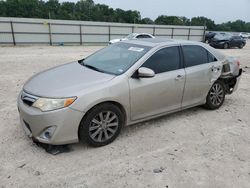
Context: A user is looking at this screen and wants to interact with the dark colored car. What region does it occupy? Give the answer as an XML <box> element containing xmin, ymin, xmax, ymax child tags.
<box><xmin>210</xmin><ymin>34</ymin><xmax>246</xmax><ymax>49</ymax></box>
<box><xmin>205</xmin><ymin>32</ymin><xmax>216</xmax><ymax>43</ymax></box>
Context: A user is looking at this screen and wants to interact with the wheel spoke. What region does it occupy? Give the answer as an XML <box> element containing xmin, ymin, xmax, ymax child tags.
<box><xmin>211</xmin><ymin>97</ymin><xmax>216</xmax><ymax>104</ymax></box>
<box><xmin>103</xmin><ymin>129</ymin><xmax>109</xmax><ymax>140</ymax></box>
<box><xmin>107</xmin><ymin>128</ymin><xmax>116</xmax><ymax>134</ymax></box>
<box><xmin>92</xmin><ymin>118</ymin><xmax>101</xmax><ymax>125</ymax></box>
<box><xmin>107</xmin><ymin>115</ymin><xmax>116</xmax><ymax>123</ymax></box>
<box><xmin>99</xmin><ymin>112</ymin><xmax>104</xmax><ymax>121</ymax></box>
<box><xmin>91</xmin><ymin>128</ymin><xmax>101</xmax><ymax>138</ymax></box>
<box><xmin>97</xmin><ymin>130</ymin><xmax>103</xmax><ymax>142</ymax></box>
<box><xmin>217</xmin><ymin>96</ymin><xmax>222</xmax><ymax>103</ymax></box>
<box><xmin>89</xmin><ymin>125</ymin><xmax>100</xmax><ymax>131</ymax></box>
<box><xmin>218</xmin><ymin>90</ymin><xmax>223</xmax><ymax>94</ymax></box>
<box><xmin>105</xmin><ymin>111</ymin><xmax>111</xmax><ymax>121</ymax></box>
<box><xmin>107</xmin><ymin>122</ymin><xmax>118</xmax><ymax>127</ymax></box>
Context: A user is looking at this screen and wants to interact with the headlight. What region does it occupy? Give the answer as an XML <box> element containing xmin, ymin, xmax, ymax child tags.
<box><xmin>32</xmin><ymin>97</ymin><xmax>76</xmax><ymax>112</ymax></box>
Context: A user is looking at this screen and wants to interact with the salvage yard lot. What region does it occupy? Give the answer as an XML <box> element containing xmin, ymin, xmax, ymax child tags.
<box><xmin>0</xmin><ymin>42</ymin><xmax>249</xmax><ymax>188</ymax></box>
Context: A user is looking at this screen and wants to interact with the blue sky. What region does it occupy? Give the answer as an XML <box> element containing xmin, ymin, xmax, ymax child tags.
<box><xmin>61</xmin><ymin>0</ymin><xmax>250</xmax><ymax>23</ymax></box>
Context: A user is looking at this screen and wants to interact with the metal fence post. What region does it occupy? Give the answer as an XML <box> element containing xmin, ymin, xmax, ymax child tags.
<box><xmin>171</xmin><ymin>28</ymin><xmax>174</xmax><ymax>39</ymax></box>
<box><xmin>79</xmin><ymin>24</ymin><xmax>82</xmax><ymax>45</ymax></box>
<box><xmin>188</xmin><ymin>28</ymin><xmax>191</xmax><ymax>40</ymax></box>
<box><xmin>48</xmin><ymin>22</ymin><xmax>52</xmax><ymax>46</ymax></box>
<box><xmin>108</xmin><ymin>25</ymin><xmax>111</xmax><ymax>42</ymax></box>
<box><xmin>153</xmin><ymin>26</ymin><xmax>156</xmax><ymax>36</ymax></box>
<box><xmin>10</xmin><ymin>21</ymin><xmax>16</xmax><ymax>46</ymax></box>
<box><xmin>132</xmin><ymin>25</ymin><xmax>135</xmax><ymax>33</ymax></box>
<box><xmin>203</xmin><ymin>26</ymin><xmax>206</xmax><ymax>42</ymax></box>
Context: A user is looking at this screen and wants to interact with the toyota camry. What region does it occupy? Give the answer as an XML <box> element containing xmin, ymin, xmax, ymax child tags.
<box><xmin>17</xmin><ymin>38</ymin><xmax>242</xmax><ymax>147</ymax></box>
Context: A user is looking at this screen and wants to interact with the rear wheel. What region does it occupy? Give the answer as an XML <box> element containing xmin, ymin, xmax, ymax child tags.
<box><xmin>79</xmin><ymin>103</ymin><xmax>124</xmax><ymax>147</ymax></box>
<box><xmin>223</xmin><ymin>43</ymin><xmax>229</xmax><ymax>49</ymax></box>
<box><xmin>204</xmin><ymin>81</ymin><xmax>225</xmax><ymax>110</ymax></box>
<box><xmin>239</xmin><ymin>43</ymin><xmax>244</xmax><ymax>49</ymax></box>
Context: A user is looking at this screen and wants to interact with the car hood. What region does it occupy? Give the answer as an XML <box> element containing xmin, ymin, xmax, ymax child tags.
<box><xmin>23</xmin><ymin>61</ymin><xmax>115</xmax><ymax>97</ymax></box>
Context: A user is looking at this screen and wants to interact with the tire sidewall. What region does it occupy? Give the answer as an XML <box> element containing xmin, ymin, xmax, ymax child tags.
<box><xmin>79</xmin><ymin>103</ymin><xmax>124</xmax><ymax>147</ymax></box>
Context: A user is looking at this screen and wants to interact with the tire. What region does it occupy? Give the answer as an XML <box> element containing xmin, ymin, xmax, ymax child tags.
<box><xmin>204</xmin><ymin>80</ymin><xmax>225</xmax><ymax>110</ymax></box>
<box><xmin>239</xmin><ymin>43</ymin><xmax>244</xmax><ymax>49</ymax></box>
<box><xmin>79</xmin><ymin>103</ymin><xmax>124</xmax><ymax>147</ymax></box>
<box><xmin>223</xmin><ymin>43</ymin><xmax>229</xmax><ymax>49</ymax></box>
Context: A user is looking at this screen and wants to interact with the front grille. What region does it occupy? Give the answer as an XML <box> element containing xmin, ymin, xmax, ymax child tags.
<box><xmin>21</xmin><ymin>91</ymin><xmax>38</xmax><ymax>106</ymax></box>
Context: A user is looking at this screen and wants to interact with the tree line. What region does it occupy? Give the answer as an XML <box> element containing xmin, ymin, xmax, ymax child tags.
<box><xmin>0</xmin><ymin>0</ymin><xmax>249</xmax><ymax>32</ymax></box>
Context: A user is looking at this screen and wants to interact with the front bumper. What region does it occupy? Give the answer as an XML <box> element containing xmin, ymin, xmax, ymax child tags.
<box><xmin>17</xmin><ymin>92</ymin><xmax>84</xmax><ymax>145</ymax></box>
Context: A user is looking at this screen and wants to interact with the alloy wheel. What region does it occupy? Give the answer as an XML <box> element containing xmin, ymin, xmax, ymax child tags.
<box><xmin>89</xmin><ymin>111</ymin><xmax>119</xmax><ymax>142</ymax></box>
<box><xmin>209</xmin><ymin>83</ymin><xmax>224</xmax><ymax>106</ymax></box>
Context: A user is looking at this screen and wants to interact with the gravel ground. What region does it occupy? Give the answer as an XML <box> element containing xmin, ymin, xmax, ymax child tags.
<box><xmin>0</xmin><ymin>43</ymin><xmax>249</xmax><ymax>188</ymax></box>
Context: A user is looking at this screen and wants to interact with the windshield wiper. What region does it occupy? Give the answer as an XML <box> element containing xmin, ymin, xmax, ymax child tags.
<box><xmin>80</xmin><ymin>61</ymin><xmax>105</xmax><ymax>73</ymax></box>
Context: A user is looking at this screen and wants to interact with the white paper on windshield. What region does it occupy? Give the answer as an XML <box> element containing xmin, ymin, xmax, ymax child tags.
<box><xmin>128</xmin><ymin>47</ymin><xmax>144</xmax><ymax>52</ymax></box>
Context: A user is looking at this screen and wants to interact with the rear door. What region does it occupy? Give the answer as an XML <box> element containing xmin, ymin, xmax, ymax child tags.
<box><xmin>181</xmin><ymin>45</ymin><xmax>221</xmax><ymax>108</ymax></box>
<box><xmin>230</xmin><ymin>36</ymin><xmax>237</xmax><ymax>47</ymax></box>
<box><xmin>129</xmin><ymin>46</ymin><xmax>185</xmax><ymax>120</ymax></box>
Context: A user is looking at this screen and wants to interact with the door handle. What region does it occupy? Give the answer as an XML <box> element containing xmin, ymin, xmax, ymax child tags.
<box><xmin>175</xmin><ymin>75</ymin><xmax>184</xmax><ymax>80</ymax></box>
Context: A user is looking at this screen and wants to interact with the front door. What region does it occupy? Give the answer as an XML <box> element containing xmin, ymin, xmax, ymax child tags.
<box><xmin>129</xmin><ymin>46</ymin><xmax>185</xmax><ymax>121</ymax></box>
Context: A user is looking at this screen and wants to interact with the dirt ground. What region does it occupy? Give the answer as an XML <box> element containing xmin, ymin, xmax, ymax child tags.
<box><xmin>0</xmin><ymin>42</ymin><xmax>249</xmax><ymax>188</ymax></box>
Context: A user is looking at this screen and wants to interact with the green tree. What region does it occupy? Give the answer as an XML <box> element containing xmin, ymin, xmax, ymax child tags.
<box><xmin>0</xmin><ymin>0</ymin><xmax>7</xmax><ymax>17</ymax></box>
<box><xmin>155</xmin><ymin>15</ymin><xmax>186</xmax><ymax>25</ymax></box>
<box><xmin>191</xmin><ymin>16</ymin><xmax>216</xmax><ymax>30</ymax></box>
<box><xmin>140</xmin><ymin>17</ymin><xmax>154</xmax><ymax>24</ymax></box>
<box><xmin>58</xmin><ymin>2</ymin><xmax>76</xmax><ymax>20</ymax></box>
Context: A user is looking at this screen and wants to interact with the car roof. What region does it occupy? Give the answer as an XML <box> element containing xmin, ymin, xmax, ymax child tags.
<box><xmin>132</xmin><ymin>32</ymin><xmax>152</xmax><ymax>36</ymax></box>
<box><xmin>121</xmin><ymin>38</ymin><xmax>226</xmax><ymax>61</ymax></box>
<box><xmin>121</xmin><ymin>38</ymin><xmax>202</xmax><ymax>47</ymax></box>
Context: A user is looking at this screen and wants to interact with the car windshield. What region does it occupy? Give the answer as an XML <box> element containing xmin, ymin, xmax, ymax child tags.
<box><xmin>214</xmin><ymin>33</ymin><xmax>232</xmax><ymax>40</ymax></box>
<box><xmin>125</xmin><ymin>33</ymin><xmax>137</xmax><ymax>39</ymax></box>
<box><xmin>81</xmin><ymin>42</ymin><xmax>151</xmax><ymax>75</ymax></box>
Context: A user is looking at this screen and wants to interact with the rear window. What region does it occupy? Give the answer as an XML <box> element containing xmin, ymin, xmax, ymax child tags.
<box><xmin>182</xmin><ymin>45</ymin><xmax>208</xmax><ymax>67</ymax></box>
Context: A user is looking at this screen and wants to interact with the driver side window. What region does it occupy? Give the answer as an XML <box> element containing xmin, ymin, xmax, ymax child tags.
<box><xmin>142</xmin><ymin>46</ymin><xmax>181</xmax><ymax>74</ymax></box>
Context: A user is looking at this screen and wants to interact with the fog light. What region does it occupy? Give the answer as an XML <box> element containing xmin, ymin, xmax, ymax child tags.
<box><xmin>40</xmin><ymin>126</ymin><xmax>56</xmax><ymax>140</ymax></box>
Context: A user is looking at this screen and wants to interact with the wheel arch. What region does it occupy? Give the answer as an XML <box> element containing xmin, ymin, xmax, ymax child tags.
<box><xmin>78</xmin><ymin>100</ymin><xmax>128</xmax><ymax>133</ymax></box>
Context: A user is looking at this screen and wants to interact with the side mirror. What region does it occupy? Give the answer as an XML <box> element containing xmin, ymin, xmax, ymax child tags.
<box><xmin>138</xmin><ymin>67</ymin><xmax>155</xmax><ymax>78</ymax></box>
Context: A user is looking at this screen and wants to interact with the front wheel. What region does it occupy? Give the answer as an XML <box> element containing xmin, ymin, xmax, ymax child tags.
<box><xmin>204</xmin><ymin>81</ymin><xmax>225</xmax><ymax>110</ymax></box>
<box><xmin>239</xmin><ymin>43</ymin><xmax>244</xmax><ymax>49</ymax></box>
<box><xmin>79</xmin><ymin>103</ymin><xmax>124</xmax><ymax>147</ymax></box>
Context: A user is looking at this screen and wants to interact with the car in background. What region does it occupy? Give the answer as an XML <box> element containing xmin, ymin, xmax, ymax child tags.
<box><xmin>210</xmin><ymin>33</ymin><xmax>246</xmax><ymax>49</ymax></box>
<box><xmin>18</xmin><ymin>38</ymin><xmax>242</xmax><ymax>147</ymax></box>
<box><xmin>205</xmin><ymin>32</ymin><xmax>216</xmax><ymax>43</ymax></box>
<box><xmin>239</xmin><ymin>32</ymin><xmax>250</xmax><ymax>39</ymax></box>
<box><xmin>109</xmin><ymin>33</ymin><xmax>155</xmax><ymax>44</ymax></box>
